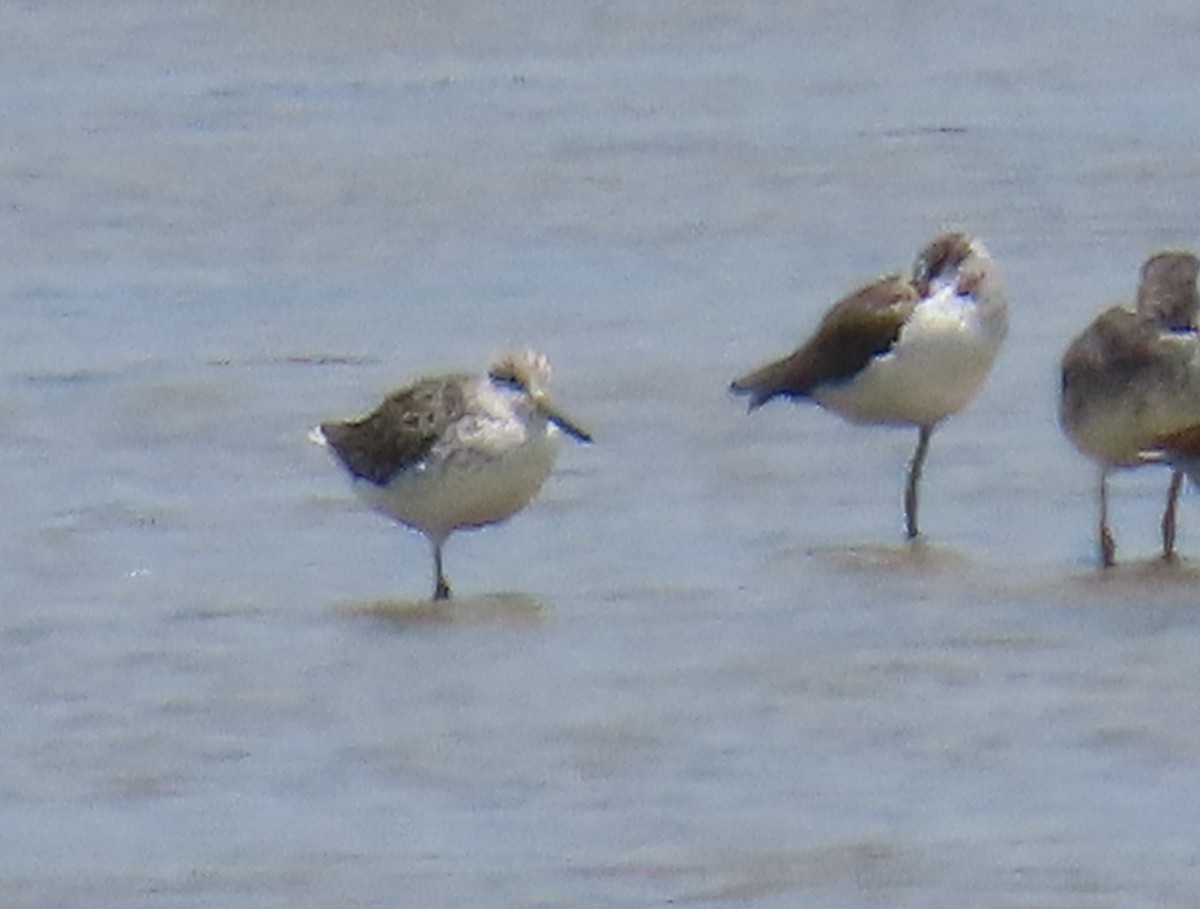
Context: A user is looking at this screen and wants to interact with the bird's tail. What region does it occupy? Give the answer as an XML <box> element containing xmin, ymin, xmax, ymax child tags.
<box><xmin>729</xmin><ymin>356</ymin><xmax>793</xmax><ymax>410</ymax></box>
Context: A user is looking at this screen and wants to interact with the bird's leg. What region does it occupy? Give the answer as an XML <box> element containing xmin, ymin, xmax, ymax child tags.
<box><xmin>1161</xmin><ymin>468</ymin><xmax>1184</xmax><ymax>563</ymax></box>
<box><xmin>1099</xmin><ymin>467</ymin><xmax>1116</xmax><ymax>568</ymax></box>
<box><xmin>905</xmin><ymin>425</ymin><xmax>933</xmax><ymax>540</ymax></box>
<box><xmin>432</xmin><ymin>538</ymin><xmax>452</xmax><ymax>601</ymax></box>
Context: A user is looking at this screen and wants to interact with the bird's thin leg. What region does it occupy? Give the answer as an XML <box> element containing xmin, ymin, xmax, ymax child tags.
<box><xmin>432</xmin><ymin>538</ymin><xmax>452</xmax><ymax>601</ymax></box>
<box><xmin>905</xmin><ymin>425</ymin><xmax>933</xmax><ymax>540</ymax></box>
<box><xmin>1161</xmin><ymin>468</ymin><xmax>1184</xmax><ymax>562</ymax></box>
<box><xmin>1099</xmin><ymin>467</ymin><xmax>1116</xmax><ymax>568</ymax></box>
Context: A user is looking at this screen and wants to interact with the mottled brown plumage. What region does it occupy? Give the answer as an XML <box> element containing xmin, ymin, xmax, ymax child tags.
<box><xmin>313</xmin><ymin>349</ymin><xmax>591</xmax><ymax>600</ymax></box>
<box><xmin>320</xmin><ymin>376</ymin><xmax>468</xmax><ymax>486</ymax></box>
<box><xmin>1059</xmin><ymin>250</ymin><xmax>1200</xmax><ymax>566</ymax></box>
<box><xmin>1060</xmin><ymin>307</ymin><xmax>1179</xmax><ymax>436</ymax></box>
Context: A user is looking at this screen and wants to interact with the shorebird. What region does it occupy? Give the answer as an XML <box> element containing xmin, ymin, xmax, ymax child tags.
<box><xmin>730</xmin><ymin>232</ymin><xmax>1008</xmax><ymax>539</ymax></box>
<box><xmin>1060</xmin><ymin>250</ymin><xmax>1200</xmax><ymax>567</ymax></box>
<box><xmin>312</xmin><ymin>349</ymin><xmax>592</xmax><ymax>600</ymax></box>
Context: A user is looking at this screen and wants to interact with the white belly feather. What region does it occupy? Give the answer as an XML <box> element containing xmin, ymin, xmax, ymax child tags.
<box><xmin>814</xmin><ymin>288</ymin><xmax>1004</xmax><ymax>427</ymax></box>
<box><xmin>356</xmin><ymin>419</ymin><xmax>563</xmax><ymax>539</ymax></box>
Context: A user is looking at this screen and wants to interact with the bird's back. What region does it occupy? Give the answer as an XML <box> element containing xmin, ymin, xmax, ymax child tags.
<box><xmin>320</xmin><ymin>376</ymin><xmax>469</xmax><ymax>486</ymax></box>
<box><xmin>729</xmin><ymin>275</ymin><xmax>918</xmax><ymax>409</ymax></box>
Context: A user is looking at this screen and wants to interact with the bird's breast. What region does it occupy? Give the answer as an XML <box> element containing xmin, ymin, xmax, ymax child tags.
<box><xmin>356</xmin><ymin>426</ymin><xmax>562</xmax><ymax>536</ymax></box>
<box><xmin>812</xmin><ymin>294</ymin><xmax>1003</xmax><ymax>426</ymax></box>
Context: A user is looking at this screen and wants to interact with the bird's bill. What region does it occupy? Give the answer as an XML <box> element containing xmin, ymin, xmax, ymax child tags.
<box><xmin>540</xmin><ymin>399</ymin><xmax>593</xmax><ymax>443</ymax></box>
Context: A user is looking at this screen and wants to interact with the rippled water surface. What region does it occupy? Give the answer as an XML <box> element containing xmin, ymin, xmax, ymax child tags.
<box><xmin>6</xmin><ymin>1</ymin><xmax>1200</xmax><ymax>906</ymax></box>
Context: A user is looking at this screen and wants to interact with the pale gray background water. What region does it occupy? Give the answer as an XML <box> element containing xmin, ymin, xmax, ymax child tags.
<box><xmin>4</xmin><ymin>1</ymin><xmax>1200</xmax><ymax>906</ymax></box>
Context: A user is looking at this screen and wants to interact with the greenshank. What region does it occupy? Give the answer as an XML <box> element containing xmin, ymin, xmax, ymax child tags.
<box><xmin>313</xmin><ymin>348</ymin><xmax>592</xmax><ymax>600</ymax></box>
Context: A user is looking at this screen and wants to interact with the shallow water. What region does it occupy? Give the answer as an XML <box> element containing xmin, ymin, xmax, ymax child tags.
<box><xmin>5</xmin><ymin>1</ymin><xmax>1200</xmax><ymax>906</ymax></box>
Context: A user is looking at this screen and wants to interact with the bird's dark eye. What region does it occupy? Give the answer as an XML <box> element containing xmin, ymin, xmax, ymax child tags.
<box><xmin>488</xmin><ymin>370</ymin><xmax>526</xmax><ymax>392</ymax></box>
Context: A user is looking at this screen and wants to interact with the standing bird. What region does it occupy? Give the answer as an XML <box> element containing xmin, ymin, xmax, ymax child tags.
<box><xmin>1059</xmin><ymin>251</ymin><xmax>1200</xmax><ymax>567</ymax></box>
<box><xmin>312</xmin><ymin>349</ymin><xmax>592</xmax><ymax>600</ymax></box>
<box><xmin>730</xmin><ymin>232</ymin><xmax>1008</xmax><ymax>539</ymax></box>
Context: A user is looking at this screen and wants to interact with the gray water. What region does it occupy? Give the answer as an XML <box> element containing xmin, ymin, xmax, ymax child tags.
<box><xmin>5</xmin><ymin>1</ymin><xmax>1200</xmax><ymax>906</ymax></box>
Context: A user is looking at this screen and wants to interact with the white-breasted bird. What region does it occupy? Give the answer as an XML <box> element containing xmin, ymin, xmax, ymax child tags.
<box><xmin>730</xmin><ymin>232</ymin><xmax>1008</xmax><ymax>539</ymax></box>
<box><xmin>312</xmin><ymin>348</ymin><xmax>591</xmax><ymax>600</ymax></box>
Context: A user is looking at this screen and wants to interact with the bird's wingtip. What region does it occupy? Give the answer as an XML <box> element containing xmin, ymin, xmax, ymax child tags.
<box><xmin>308</xmin><ymin>425</ymin><xmax>328</xmax><ymax>448</ymax></box>
<box><xmin>729</xmin><ymin>378</ymin><xmax>766</xmax><ymax>411</ymax></box>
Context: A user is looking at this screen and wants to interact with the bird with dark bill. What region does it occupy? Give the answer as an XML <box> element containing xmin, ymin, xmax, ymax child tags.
<box><xmin>312</xmin><ymin>348</ymin><xmax>592</xmax><ymax>600</ymax></box>
<box><xmin>730</xmin><ymin>232</ymin><xmax>1008</xmax><ymax>539</ymax></box>
<box><xmin>1060</xmin><ymin>250</ymin><xmax>1200</xmax><ymax>567</ymax></box>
